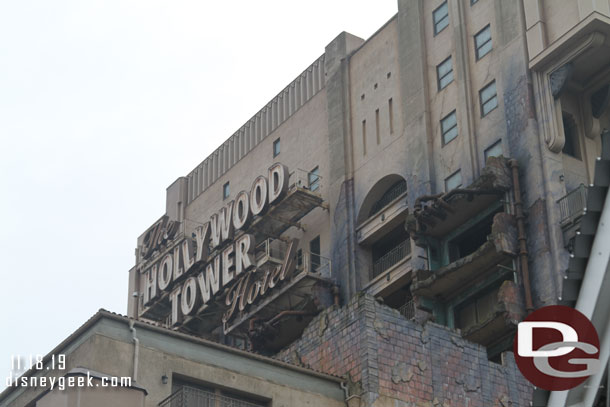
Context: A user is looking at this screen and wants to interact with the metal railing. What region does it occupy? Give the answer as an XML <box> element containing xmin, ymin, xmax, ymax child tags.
<box><xmin>255</xmin><ymin>238</ymin><xmax>287</xmax><ymax>264</ymax></box>
<box><xmin>557</xmin><ymin>184</ymin><xmax>587</xmax><ymax>226</ymax></box>
<box><xmin>159</xmin><ymin>386</ymin><xmax>265</xmax><ymax>407</ymax></box>
<box><xmin>296</xmin><ymin>251</ymin><xmax>332</xmax><ymax>276</ymax></box>
<box><xmin>369</xmin><ymin>180</ymin><xmax>407</xmax><ymax>217</ymax></box>
<box><xmin>372</xmin><ymin>240</ymin><xmax>411</xmax><ymax>279</ymax></box>
<box><xmin>289</xmin><ymin>169</ymin><xmax>322</xmax><ymax>194</ymax></box>
<box><xmin>398</xmin><ymin>299</ymin><xmax>415</xmax><ymax>320</ymax></box>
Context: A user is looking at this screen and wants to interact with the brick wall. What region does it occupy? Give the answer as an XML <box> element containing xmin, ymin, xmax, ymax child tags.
<box><xmin>276</xmin><ymin>293</ymin><xmax>532</xmax><ymax>407</ymax></box>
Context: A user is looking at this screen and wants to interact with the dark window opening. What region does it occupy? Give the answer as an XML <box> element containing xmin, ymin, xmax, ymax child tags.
<box><xmin>371</xmin><ymin>225</ymin><xmax>411</xmax><ymax>278</ymax></box>
<box><xmin>168</xmin><ymin>379</ymin><xmax>268</xmax><ymax>407</ymax></box>
<box><xmin>562</xmin><ymin>112</ymin><xmax>581</xmax><ymax>159</ymax></box>
<box><xmin>382</xmin><ymin>284</ymin><xmax>415</xmax><ymax>320</ymax></box>
<box><xmin>309</xmin><ymin>236</ymin><xmax>320</xmax><ymax>273</ymax></box>
<box><xmin>369</xmin><ymin>179</ymin><xmax>407</xmax><ymax>217</ymax></box>
<box><xmin>447</xmin><ymin>208</ymin><xmax>501</xmax><ymax>263</ymax></box>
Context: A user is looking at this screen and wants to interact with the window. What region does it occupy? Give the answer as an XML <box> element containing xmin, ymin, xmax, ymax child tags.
<box><xmin>484</xmin><ymin>139</ymin><xmax>503</xmax><ymax>161</ymax></box>
<box><xmin>308</xmin><ymin>166</ymin><xmax>320</xmax><ymax>192</ymax></box>
<box><xmin>441</xmin><ymin>110</ymin><xmax>458</xmax><ymax>145</ymax></box>
<box><xmin>433</xmin><ymin>1</ymin><xmax>449</xmax><ymax>35</ymax></box>
<box><xmin>170</xmin><ymin>380</ymin><xmax>267</xmax><ymax>407</ymax></box>
<box><xmin>479</xmin><ymin>80</ymin><xmax>498</xmax><ymax>117</ymax></box>
<box><xmin>471</xmin><ymin>0</ymin><xmax>478</xmax><ymax>5</ymax></box>
<box><xmin>445</xmin><ymin>170</ymin><xmax>462</xmax><ymax>191</ymax></box>
<box><xmin>273</xmin><ymin>138</ymin><xmax>280</xmax><ymax>157</ymax></box>
<box><xmin>562</xmin><ymin>112</ymin><xmax>581</xmax><ymax>159</ymax></box>
<box><xmin>223</xmin><ymin>181</ymin><xmax>230</xmax><ymax>200</ymax></box>
<box><xmin>475</xmin><ymin>25</ymin><xmax>492</xmax><ymax>60</ymax></box>
<box><xmin>437</xmin><ymin>56</ymin><xmax>454</xmax><ymax>90</ymax></box>
<box><xmin>309</xmin><ymin>236</ymin><xmax>320</xmax><ymax>273</ymax></box>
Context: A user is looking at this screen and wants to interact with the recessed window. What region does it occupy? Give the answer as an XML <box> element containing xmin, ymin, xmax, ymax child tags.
<box><xmin>479</xmin><ymin>80</ymin><xmax>498</xmax><ymax>117</ymax></box>
<box><xmin>223</xmin><ymin>181</ymin><xmax>230</xmax><ymax>200</ymax></box>
<box><xmin>437</xmin><ymin>56</ymin><xmax>454</xmax><ymax>90</ymax></box>
<box><xmin>433</xmin><ymin>1</ymin><xmax>449</xmax><ymax>35</ymax></box>
<box><xmin>562</xmin><ymin>112</ymin><xmax>581</xmax><ymax>159</ymax></box>
<box><xmin>273</xmin><ymin>138</ymin><xmax>280</xmax><ymax>157</ymax></box>
<box><xmin>471</xmin><ymin>0</ymin><xmax>478</xmax><ymax>5</ymax></box>
<box><xmin>441</xmin><ymin>110</ymin><xmax>458</xmax><ymax>145</ymax></box>
<box><xmin>375</xmin><ymin>108</ymin><xmax>380</xmax><ymax>144</ymax></box>
<box><xmin>362</xmin><ymin>120</ymin><xmax>367</xmax><ymax>155</ymax></box>
<box><xmin>445</xmin><ymin>170</ymin><xmax>462</xmax><ymax>191</ymax></box>
<box><xmin>309</xmin><ymin>236</ymin><xmax>321</xmax><ymax>273</ymax></box>
<box><xmin>308</xmin><ymin>166</ymin><xmax>320</xmax><ymax>192</ymax></box>
<box><xmin>475</xmin><ymin>25</ymin><xmax>492</xmax><ymax>60</ymax></box>
<box><xmin>484</xmin><ymin>139</ymin><xmax>503</xmax><ymax>161</ymax></box>
<box><xmin>388</xmin><ymin>98</ymin><xmax>394</xmax><ymax>134</ymax></box>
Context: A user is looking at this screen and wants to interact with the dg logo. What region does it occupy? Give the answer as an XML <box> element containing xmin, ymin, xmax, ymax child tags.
<box><xmin>514</xmin><ymin>305</ymin><xmax>600</xmax><ymax>391</ymax></box>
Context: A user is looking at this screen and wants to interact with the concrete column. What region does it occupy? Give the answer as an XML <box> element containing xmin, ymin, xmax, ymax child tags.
<box><xmin>325</xmin><ymin>31</ymin><xmax>365</xmax><ymax>302</ymax></box>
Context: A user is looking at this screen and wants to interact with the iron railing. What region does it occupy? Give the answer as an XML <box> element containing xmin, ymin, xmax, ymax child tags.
<box><xmin>289</xmin><ymin>168</ymin><xmax>322</xmax><ymax>194</ymax></box>
<box><xmin>557</xmin><ymin>184</ymin><xmax>587</xmax><ymax>226</ymax></box>
<box><xmin>398</xmin><ymin>299</ymin><xmax>415</xmax><ymax>320</ymax></box>
<box><xmin>371</xmin><ymin>239</ymin><xmax>411</xmax><ymax>279</ymax></box>
<box><xmin>369</xmin><ymin>180</ymin><xmax>407</xmax><ymax>217</ymax></box>
<box><xmin>255</xmin><ymin>238</ymin><xmax>287</xmax><ymax>264</ymax></box>
<box><xmin>159</xmin><ymin>386</ymin><xmax>265</xmax><ymax>407</ymax></box>
<box><xmin>296</xmin><ymin>251</ymin><xmax>332</xmax><ymax>276</ymax></box>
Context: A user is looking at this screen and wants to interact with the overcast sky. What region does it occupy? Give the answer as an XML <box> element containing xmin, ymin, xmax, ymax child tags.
<box><xmin>0</xmin><ymin>0</ymin><xmax>397</xmax><ymax>390</ymax></box>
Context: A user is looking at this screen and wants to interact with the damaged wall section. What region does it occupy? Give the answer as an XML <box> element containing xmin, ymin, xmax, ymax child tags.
<box><xmin>275</xmin><ymin>293</ymin><xmax>532</xmax><ymax>407</ymax></box>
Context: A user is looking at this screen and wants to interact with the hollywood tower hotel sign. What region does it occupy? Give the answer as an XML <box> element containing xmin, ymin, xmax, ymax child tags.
<box><xmin>136</xmin><ymin>163</ymin><xmax>322</xmax><ymax>337</ymax></box>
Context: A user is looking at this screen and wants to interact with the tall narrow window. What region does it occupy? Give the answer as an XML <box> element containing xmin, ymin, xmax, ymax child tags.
<box><xmin>375</xmin><ymin>109</ymin><xmax>380</xmax><ymax>144</ymax></box>
<box><xmin>433</xmin><ymin>1</ymin><xmax>449</xmax><ymax>35</ymax></box>
<box><xmin>562</xmin><ymin>113</ymin><xmax>581</xmax><ymax>159</ymax></box>
<box><xmin>308</xmin><ymin>166</ymin><xmax>320</xmax><ymax>192</ymax></box>
<box><xmin>441</xmin><ymin>110</ymin><xmax>458</xmax><ymax>145</ymax></box>
<box><xmin>362</xmin><ymin>120</ymin><xmax>367</xmax><ymax>155</ymax></box>
<box><xmin>437</xmin><ymin>56</ymin><xmax>454</xmax><ymax>90</ymax></box>
<box><xmin>309</xmin><ymin>236</ymin><xmax>321</xmax><ymax>273</ymax></box>
<box><xmin>388</xmin><ymin>98</ymin><xmax>394</xmax><ymax>134</ymax></box>
<box><xmin>273</xmin><ymin>138</ymin><xmax>280</xmax><ymax>157</ymax></box>
<box><xmin>445</xmin><ymin>170</ymin><xmax>462</xmax><ymax>191</ymax></box>
<box><xmin>223</xmin><ymin>181</ymin><xmax>230</xmax><ymax>200</ymax></box>
<box><xmin>475</xmin><ymin>25</ymin><xmax>492</xmax><ymax>60</ymax></box>
<box><xmin>479</xmin><ymin>80</ymin><xmax>498</xmax><ymax>117</ymax></box>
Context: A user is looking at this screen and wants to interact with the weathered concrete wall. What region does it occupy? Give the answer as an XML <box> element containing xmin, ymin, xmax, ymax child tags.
<box><xmin>276</xmin><ymin>294</ymin><xmax>532</xmax><ymax>407</ymax></box>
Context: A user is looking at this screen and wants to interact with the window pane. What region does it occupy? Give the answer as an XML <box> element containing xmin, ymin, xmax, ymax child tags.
<box><xmin>484</xmin><ymin>140</ymin><xmax>503</xmax><ymax>161</ymax></box>
<box><xmin>308</xmin><ymin>167</ymin><xmax>320</xmax><ymax>191</ymax></box>
<box><xmin>433</xmin><ymin>2</ymin><xmax>449</xmax><ymax>34</ymax></box>
<box><xmin>445</xmin><ymin>170</ymin><xmax>462</xmax><ymax>191</ymax></box>
<box><xmin>475</xmin><ymin>26</ymin><xmax>491</xmax><ymax>48</ymax></box>
<box><xmin>223</xmin><ymin>182</ymin><xmax>230</xmax><ymax>199</ymax></box>
<box><xmin>273</xmin><ymin>138</ymin><xmax>280</xmax><ymax>157</ymax></box>
<box><xmin>441</xmin><ymin>111</ymin><xmax>458</xmax><ymax>145</ymax></box>
<box><xmin>482</xmin><ymin>97</ymin><xmax>498</xmax><ymax>115</ymax></box>
<box><xmin>437</xmin><ymin>57</ymin><xmax>453</xmax><ymax>90</ymax></box>
<box><xmin>434</xmin><ymin>2</ymin><xmax>448</xmax><ymax>24</ymax></box>
<box><xmin>477</xmin><ymin>41</ymin><xmax>492</xmax><ymax>59</ymax></box>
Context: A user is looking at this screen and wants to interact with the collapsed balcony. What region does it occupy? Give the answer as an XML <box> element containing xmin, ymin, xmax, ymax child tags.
<box><xmin>406</xmin><ymin>157</ymin><xmax>526</xmax><ymax>355</ymax></box>
<box><xmin>248</xmin><ymin>169</ymin><xmax>327</xmax><ymax>243</ymax></box>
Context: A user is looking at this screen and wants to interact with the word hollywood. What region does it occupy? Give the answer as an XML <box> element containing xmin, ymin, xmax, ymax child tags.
<box><xmin>140</xmin><ymin>163</ymin><xmax>296</xmax><ymax>330</ymax></box>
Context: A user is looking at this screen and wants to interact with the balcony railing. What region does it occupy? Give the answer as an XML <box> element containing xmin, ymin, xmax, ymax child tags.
<box><xmin>398</xmin><ymin>299</ymin><xmax>415</xmax><ymax>320</ymax></box>
<box><xmin>255</xmin><ymin>238</ymin><xmax>287</xmax><ymax>265</ymax></box>
<box><xmin>557</xmin><ymin>184</ymin><xmax>587</xmax><ymax>226</ymax></box>
<box><xmin>289</xmin><ymin>168</ymin><xmax>322</xmax><ymax>195</ymax></box>
<box><xmin>159</xmin><ymin>386</ymin><xmax>265</xmax><ymax>407</ymax></box>
<box><xmin>371</xmin><ymin>239</ymin><xmax>411</xmax><ymax>279</ymax></box>
<box><xmin>296</xmin><ymin>251</ymin><xmax>332</xmax><ymax>276</ymax></box>
<box><xmin>369</xmin><ymin>180</ymin><xmax>407</xmax><ymax>217</ymax></box>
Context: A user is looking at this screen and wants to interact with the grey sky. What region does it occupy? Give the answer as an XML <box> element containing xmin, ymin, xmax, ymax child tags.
<box><xmin>0</xmin><ymin>0</ymin><xmax>397</xmax><ymax>390</ymax></box>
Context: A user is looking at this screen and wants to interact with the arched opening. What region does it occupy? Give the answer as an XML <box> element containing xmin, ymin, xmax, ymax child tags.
<box><xmin>357</xmin><ymin>174</ymin><xmax>407</xmax><ymax>225</ymax></box>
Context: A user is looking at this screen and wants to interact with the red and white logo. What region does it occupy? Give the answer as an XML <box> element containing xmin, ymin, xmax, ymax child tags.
<box><xmin>513</xmin><ymin>305</ymin><xmax>600</xmax><ymax>391</ymax></box>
